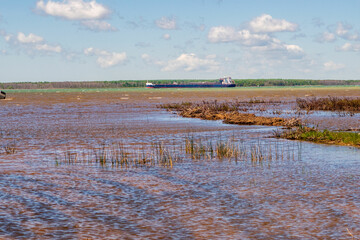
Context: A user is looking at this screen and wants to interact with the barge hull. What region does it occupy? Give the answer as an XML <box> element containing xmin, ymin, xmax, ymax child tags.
<box><xmin>147</xmin><ymin>84</ymin><xmax>236</xmax><ymax>88</ymax></box>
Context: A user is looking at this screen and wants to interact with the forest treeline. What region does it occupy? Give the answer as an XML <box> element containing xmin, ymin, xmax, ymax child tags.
<box><xmin>1</xmin><ymin>79</ymin><xmax>359</xmax><ymax>89</ymax></box>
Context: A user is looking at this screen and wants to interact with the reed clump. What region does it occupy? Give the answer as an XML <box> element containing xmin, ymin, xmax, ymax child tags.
<box><xmin>56</xmin><ymin>136</ymin><xmax>300</xmax><ymax>168</ymax></box>
<box><xmin>57</xmin><ymin>141</ymin><xmax>180</xmax><ymax>168</ymax></box>
<box><xmin>183</xmin><ymin>135</ymin><xmax>297</xmax><ymax>163</ymax></box>
<box><xmin>296</xmin><ymin>96</ymin><xmax>360</xmax><ymax>114</ymax></box>
<box><xmin>2</xmin><ymin>141</ymin><xmax>17</xmax><ymax>154</ymax></box>
<box><xmin>160</xmin><ymin>100</ymin><xmax>301</xmax><ymax>127</ymax></box>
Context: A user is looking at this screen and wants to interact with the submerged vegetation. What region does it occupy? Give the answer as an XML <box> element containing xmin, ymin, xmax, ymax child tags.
<box><xmin>58</xmin><ymin>142</ymin><xmax>179</xmax><ymax>168</ymax></box>
<box><xmin>296</xmin><ymin>96</ymin><xmax>360</xmax><ymax>114</ymax></box>
<box><xmin>1</xmin><ymin>141</ymin><xmax>17</xmax><ymax>154</ymax></box>
<box><xmin>56</xmin><ymin>136</ymin><xmax>300</xmax><ymax>168</ymax></box>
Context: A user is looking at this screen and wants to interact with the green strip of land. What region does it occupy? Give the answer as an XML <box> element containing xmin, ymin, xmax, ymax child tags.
<box><xmin>1</xmin><ymin>79</ymin><xmax>360</xmax><ymax>90</ymax></box>
<box><xmin>280</xmin><ymin>127</ymin><xmax>360</xmax><ymax>147</ymax></box>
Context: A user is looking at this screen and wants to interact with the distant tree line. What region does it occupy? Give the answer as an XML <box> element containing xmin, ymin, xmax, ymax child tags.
<box><xmin>0</xmin><ymin>79</ymin><xmax>359</xmax><ymax>89</ymax></box>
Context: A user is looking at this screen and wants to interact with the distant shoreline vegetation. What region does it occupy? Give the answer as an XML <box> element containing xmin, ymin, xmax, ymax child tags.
<box><xmin>1</xmin><ymin>79</ymin><xmax>360</xmax><ymax>89</ymax></box>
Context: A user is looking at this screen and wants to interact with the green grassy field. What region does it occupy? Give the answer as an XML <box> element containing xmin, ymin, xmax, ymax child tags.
<box><xmin>2</xmin><ymin>85</ymin><xmax>359</xmax><ymax>93</ymax></box>
<box><xmin>1</xmin><ymin>79</ymin><xmax>360</xmax><ymax>90</ymax></box>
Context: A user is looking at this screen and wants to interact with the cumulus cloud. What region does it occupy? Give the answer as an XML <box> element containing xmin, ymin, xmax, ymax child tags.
<box><xmin>35</xmin><ymin>43</ymin><xmax>62</xmax><ymax>53</ymax></box>
<box><xmin>142</xmin><ymin>53</ymin><xmax>219</xmax><ymax>72</ymax></box>
<box><xmin>316</xmin><ymin>22</ymin><xmax>360</xmax><ymax>44</ymax></box>
<box><xmin>4</xmin><ymin>31</ymin><xmax>62</xmax><ymax>54</ymax></box>
<box><xmin>80</xmin><ymin>20</ymin><xmax>117</xmax><ymax>31</ymax></box>
<box><xmin>316</xmin><ymin>32</ymin><xmax>336</xmax><ymax>43</ymax></box>
<box><xmin>335</xmin><ymin>22</ymin><xmax>351</xmax><ymax>37</ymax></box>
<box><xmin>208</xmin><ymin>16</ymin><xmax>304</xmax><ymax>60</ymax></box>
<box><xmin>141</xmin><ymin>53</ymin><xmax>164</xmax><ymax>67</ymax></box>
<box><xmin>36</xmin><ymin>0</ymin><xmax>115</xmax><ymax>31</ymax></box>
<box><xmin>84</xmin><ymin>47</ymin><xmax>127</xmax><ymax>68</ymax></box>
<box><xmin>249</xmin><ymin>14</ymin><xmax>298</xmax><ymax>33</ymax></box>
<box><xmin>323</xmin><ymin>61</ymin><xmax>345</xmax><ymax>71</ymax></box>
<box><xmin>161</xmin><ymin>53</ymin><xmax>219</xmax><ymax>72</ymax></box>
<box><xmin>155</xmin><ymin>16</ymin><xmax>177</xmax><ymax>30</ymax></box>
<box><xmin>338</xmin><ymin>42</ymin><xmax>360</xmax><ymax>52</ymax></box>
<box><xmin>251</xmin><ymin>40</ymin><xmax>305</xmax><ymax>59</ymax></box>
<box><xmin>36</xmin><ymin>0</ymin><xmax>109</xmax><ymax>20</ymax></box>
<box><xmin>17</xmin><ymin>32</ymin><xmax>44</xmax><ymax>43</ymax></box>
<box><xmin>333</xmin><ymin>22</ymin><xmax>360</xmax><ymax>41</ymax></box>
<box><xmin>208</xmin><ymin>26</ymin><xmax>270</xmax><ymax>46</ymax></box>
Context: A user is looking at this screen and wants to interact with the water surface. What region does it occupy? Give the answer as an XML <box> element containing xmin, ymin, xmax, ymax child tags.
<box><xmin>0</xmin><ymin>90</ymin><xmax>359</xmax><ymax>239</ymax></box>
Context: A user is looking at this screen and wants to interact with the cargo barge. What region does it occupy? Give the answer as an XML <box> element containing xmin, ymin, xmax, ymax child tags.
<box><xmin>0</xmin><ymin>90</ymin><xmax>5</xmax><ymax>99</ymax></box>
<box><xmin>146</xmin><ymin>77</ymin><xmax>236</xmax><ymax>88</ymax></box>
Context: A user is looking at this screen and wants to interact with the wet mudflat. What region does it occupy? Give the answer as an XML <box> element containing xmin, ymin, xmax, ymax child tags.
<box><xmin>0</xmin><ymin>87</ymin><xmax>360</xmax><ymax>239</ymax></box>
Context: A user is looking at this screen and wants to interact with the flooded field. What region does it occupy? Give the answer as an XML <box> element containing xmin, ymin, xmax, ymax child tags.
<box><xmin>1</xmin><ymin>87</ymin><xmax>360</xmax><ymax>239</ymax></box>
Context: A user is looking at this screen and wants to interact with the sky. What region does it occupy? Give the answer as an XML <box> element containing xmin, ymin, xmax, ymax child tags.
<box><xmin>0</xmin><ymin>0</ymin><xmax>360</xmax><ymax>82</ymax></box>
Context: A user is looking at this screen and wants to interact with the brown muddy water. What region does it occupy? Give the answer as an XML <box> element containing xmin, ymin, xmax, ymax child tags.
<box><xmin>1</xmin><ymin>88</ymin><xmax>360</xmax><ymax>239</ymax></box>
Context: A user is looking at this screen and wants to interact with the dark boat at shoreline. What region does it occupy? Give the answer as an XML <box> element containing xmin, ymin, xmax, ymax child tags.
<box><xmin>0</xmin><ymin>90</ymin><xmax>5</xmax><ymax>99</ymax></box>
<box><xmin>146</xmin><ymin>77</ymin><xmax>236</xmax><ymax>88</ymax></box>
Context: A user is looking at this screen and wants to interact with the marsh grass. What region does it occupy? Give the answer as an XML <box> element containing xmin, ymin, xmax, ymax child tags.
<box><xmin>296</xmin><ymin>96</ymin><xmax>360</xmax><ymax>115</ymax></box>
<box><xmin>57</xmin><ymin>141</ymin><xmax>180</xmax><ymax>168</ymax></box>
<box><xmin>56</xmin><ymin>135</ymin><xmax>300</xmax><ymax>168</ymax></box>
<box><xmin>160</xmin><ymin>100</ymin><xmax>300</xmax><ymax>127</ymax></box>
<box><xmin>279</xmin><ymin>126</ymin><xmax>360</xmax><ymax>147</ymax></box>
<box><xmin>2</xmin><ymin>141</ymin><xmax>17</xmax><ymax>154</ymax></box>
<box><xmin>346</xmin><ymin>228</ymin><xmax>355</xmax><ymax>240</ymax></box>
<box><xmin>183</xmin><ymin>135</ymin><xmax>298</xmax><ymax>164</ymax></box>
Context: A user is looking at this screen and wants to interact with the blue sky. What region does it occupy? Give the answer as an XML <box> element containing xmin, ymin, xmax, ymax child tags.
<box><xmin>0</xmin><ymin>0</ymin><xmax>360</xmax><ymax>82</ymax></box>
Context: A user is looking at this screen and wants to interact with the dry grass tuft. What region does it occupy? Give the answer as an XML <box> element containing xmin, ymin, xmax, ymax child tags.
<box><xmin>160</xmin><ymin>100</ymin><xmax>301</xmax><ymax>127</ymax></box>
<box><xmin>296</xmin><ymin>96</ymin><xmax>360</xmax><ymax>115</ymax></box>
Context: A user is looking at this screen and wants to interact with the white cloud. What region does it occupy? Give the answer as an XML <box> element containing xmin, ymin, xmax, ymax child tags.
<box><xmin>251</xmin><ymin>40</ymin><xmax>305</xmax><ymax>59</ymax></box>
<box><xmin>141</xmin><ymin>53</ymin><xmax>163</xmax><ymax>66</ymax></box>
<box><xmin>35</xmin><ymin>43</ymin><xmax>62</xmax><ymax>53</ymax></box>
<box><xmin>208</xmin><ymin>26</ymin><xmax>270</xmax><ymax>46</ymax></box>
<box><xmin>163</xmin><ymin>33</ymin><xmax>171</xmax><ymax>40</ymax></box>
<box><xmin>339</xmin><ymin>42</ymin><xmax>360</xmax><ymax>52</ymax></box>
<box><xmin>4</xmin><ymin>34</ymin><xmax>12</xmax><ymax>42</ymax></box>
<box><xmin>335</xmin><ymin>22</ymin><xmax>351</xmax><ymax>36</ymax></box>
<box><xmin>285</xmin><ymin>44</ymin><xmax>304</xmax><ymax>54</ymax></box>
<box><xmin>208</xmin><ymin>24</ymin><xmax>304</xmax><ymax>59</ymax></box>
<box><xmin>249</xmin><ymin>14</ymin><xmax>298</xmax><ymax>33</ymax></box>
<box><xmin>36</xmin><ymin>0</ymin><xmax>115</xmax><ymax>31</ymax></box>
<box><xmin>84</xmin><ymin>47</ymin><xmax>127</xmax><ymax>68</ymax></box>
<box><xmin>97</xmin><ymin>53</ymin><xmax>126</xmax><ymax>68</ymax></box>
<box><xmin>141</xmin><ymin>53</ymin><xmax>150</xmax><ymax>60</ymax></box>
<box><xmin>317</xmin><ymin>32</ymin><xmax>336</xmax><ymax>43</ymax></box>
<box><xmin>36</xmin><ymin>0</ymin><xmax>110</xmax><ymax>20</ymax></box>
<box><xmin>17</xmin><ymin>32</ymin><xmax>43</xmax><ymax>43</ymax></box>
<box><xmin>155</xmin><ymin>16</ymin><xmax>177</xmax><ymax>30</ymax></box>
<box><xmin>161</xmin><ymin>53</ymin><xmax>219</xmax><ymax>72</ymax></box>
<box><xmin>3</xmin><ymin>31</ymin><xmax>62</xmax><ymax>54</ymax></box>
<box><xmin>323</xmin><ymin>61</ymin><xmax>345</xmax><ymax>71</ymax></box>
<box><xmin>208</xmin><ymin>26</ymin><xmax>236</xmax><ymax>42</ymax></box>
<box><xmin>80</xmin><ymin>20</ymin><xmax>117</xmax><ymax>31</ymax></box>
<box><xmin>333</xmin><ymin>22</ymin><xmax>360</xmax><ymax>41</ymax></box>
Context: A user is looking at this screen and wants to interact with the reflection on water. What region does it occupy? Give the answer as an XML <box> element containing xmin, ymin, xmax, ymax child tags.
<box><xmin>0</xmin><ymin>92</ymin><xmax>359</xmax><ymax>239</ymax></box>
